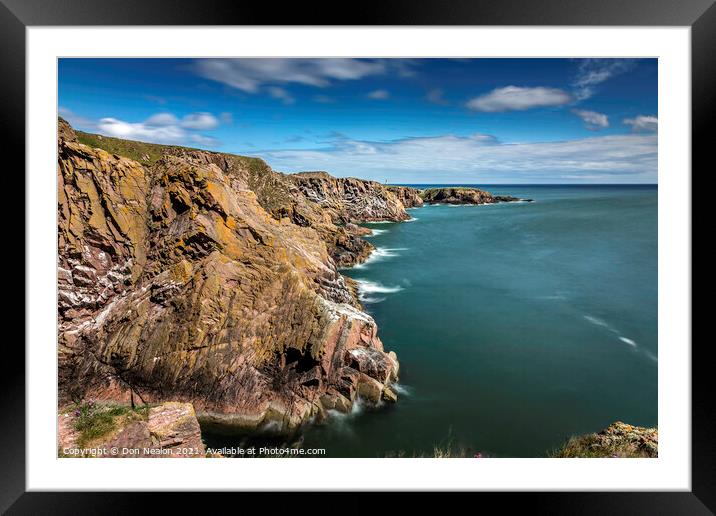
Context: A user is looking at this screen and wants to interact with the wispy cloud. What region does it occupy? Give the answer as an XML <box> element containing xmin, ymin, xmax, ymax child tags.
<box><xmin>190</xmin><ymin>134</ymin><xmax>220</xmax><ymax>146</ymax></box>
<box><xmin>572</xmin><ymin>109</ymin><xmax>609</xmax><ymax>130</ymax></box>
<box><xmin>466</xmin><ymin>86</ymin><xmax>572</xmax><ymax>112</ymax></box>
<box><xmin>367</xmin><ymin>89</ymin><xmax>390</xmax><ymax>100</ymax></box>
<box><xmin>426</xmin><ymin>88</ymin><xmax>449</xmax><ymax>105</ymax></box>
<box><xmin>143</xmin><ymin>111</ymin><xmax>220</xmax><ymax>130</ymax></box>
<box><xmin>573</xmin><ymin>59</ymin><xmax>637</xmax><ymax>101</ymax></box>
<box><xmin>268</xmin><ymin>87</ymin><xmax>295</xmax><ymax>105</ymax></box>
<box><xmin>261</xmin><ymin>132</ymin><xmax>657</xmax><ymax>182</ymax></box>
<box><xmin>194</xmin><ymin>58</ymin><xmax>388</xmax><ymax>93</ymax></box>
<box><xmin>181</xmin><ymin>112</ymin><xmax>220</xmax><ymax>130</ymax></box>
<box><xmin>623</xmin><ymin>115</ymin><xmax>658</xmax><ymax>132</ymax></box>
<box><xmin>59</xmin><ymin>107</ymin><xmax>96</xmax><ymax>130</ymax></box>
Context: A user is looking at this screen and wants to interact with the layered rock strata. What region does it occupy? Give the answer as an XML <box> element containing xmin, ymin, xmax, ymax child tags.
<box><xmin>58</xmin><ymin>402</ymin><xmax>206</xmax><ymax>457</ymax></box>
<box><xmin>58</xmin><ymin>119</ymin><xmax>401</xmax><ymax>434</ymax></box>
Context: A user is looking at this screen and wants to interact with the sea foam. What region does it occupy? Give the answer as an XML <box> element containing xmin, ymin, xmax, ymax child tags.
<box><xmin>390</xmin><ymin>383</ymin><xmax>413</xmax><ymax>396</ymax></box>
<box><xmin>353</xmin><ymin>247</ymin><xmax>408</xmax><ymax>269</ymax></box>
<box><xmin>584</xmin><ymin>314</ymin><xmax>642</xmax><ymax>351</ymax></box>
<box><xmin>364</xmin><ymin>228</ymin><xmax>388</xmax><ymax>237</ymax></box>
<box><xmin>618</xmin><ymin>336</ymin><xmax>637</xmax><ymax>347</ymax></box>
<box><xmin>356</xmin><ymin>279</ymin><xmax>404</xmax><ymax>295</ymax></box>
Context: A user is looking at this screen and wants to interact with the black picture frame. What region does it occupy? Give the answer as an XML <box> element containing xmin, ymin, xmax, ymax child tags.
<box><xmin>4</xmin><ymin>0</ymin><xmax>710</xmax><ymax>512</ymax></box>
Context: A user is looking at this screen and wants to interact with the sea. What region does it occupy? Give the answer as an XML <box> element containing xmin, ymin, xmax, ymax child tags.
<box><xmin>206</xmin><ymin>184</ymin><xmax>658</xmax><ymax>457</ymax></box>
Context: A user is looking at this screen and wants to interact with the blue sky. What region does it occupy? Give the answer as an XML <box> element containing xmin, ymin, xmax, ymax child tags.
<box><xmin>59</xmin><ymin>58</ymin><xmax>657</xmax><ymax>184</ymax></box>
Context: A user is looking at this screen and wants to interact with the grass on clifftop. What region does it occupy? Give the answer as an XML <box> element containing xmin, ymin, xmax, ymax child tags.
<box><xmin>75</xmin><ymin>131</ymin><xmax>190</xmax><ymax>165</ymax></box>
<box><xmin>71</xmin><ymin>401</ymin><xmax>149</xmax><ymax>449</ymax></box>
<box><xmin>75</xmin><ymin>130</ymin><xmax>270</xmax><ymax>175</ymax></box>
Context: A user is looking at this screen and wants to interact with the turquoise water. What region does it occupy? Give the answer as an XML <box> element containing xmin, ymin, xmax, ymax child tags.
<box><xmin>299</xmin><ymin>184</ymin><xmax>658</xmax><ymax>457</ymax></box>
<box><xmin>203</xmin><ymin>185</ymin><xmax>658</xmax><ymax>457</ymax></box>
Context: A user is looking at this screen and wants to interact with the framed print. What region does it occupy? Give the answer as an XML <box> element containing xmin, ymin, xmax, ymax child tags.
<box><xmin>5</xmin><ymin>0</ymin><xmax>711</xmax><ymax>512</ymax></box>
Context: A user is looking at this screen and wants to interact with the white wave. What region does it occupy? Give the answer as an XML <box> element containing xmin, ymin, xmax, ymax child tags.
<box><xmin>619</xmin><ymin>337</ymin><xmax>637</xmax><ymax>347</ymax></box>
<box><xmin>538</xmin><ymin>294</ymin><xmax>567</xmax><ymax>300</ymax></box>
<box><xmin>353</xmin><ymin>247</ymin><xmax>408</xmax><ymax>269</ymax></box>
<box><xmin>258</xmin><ymin>420</ymin><xmax>283</xmax><ymax>433</ymax></box>
<box><xmin>585</xmin><ymin>314</ymin><xmax>641</xmax><ymax>350</ymax></box>
<box><xmin>404</xmin><ymin>217</ymin><xmax>419</xmax><ymax>222</ymax></box>
<box><xmin>364</xmin><ymin>228</ymin><xmax>388</xmax><ymax>237</ymax></box>
<box><xmin>583</xmin><ymin>315</ymin><xmax>613</xmax><ymax>330</ymax></box>
<box><xmin>356</xmin><ymin>279</ymin><xmax>403</xmax><ymax>295</ymax></box>
<box><xmin>361</xmin><ymin>296</ymin><xmax>386</xmax><ymax>304</ymax></box>
<box><xmin>643</xmin><ymin>350</ymin><xmax>658</xmax><ymax>363</ymax></box>
<box><xmin>391</xmin><ymin>383</ymin><xmax>413</xmax><ymax>396</ymax></box>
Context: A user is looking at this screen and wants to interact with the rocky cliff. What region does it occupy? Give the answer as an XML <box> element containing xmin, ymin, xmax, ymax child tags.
<box><xmin>59</xmin><ymin>401</ymin><xmax>207</xmax><ymax>457</ymax></box>
<box><xmin>420</xmin><ymin>187</ymin><xmax>525</xmax><ymax>205</ymax></box>
<box><xmin>290</xmin><ymin>172</ymin><xmax>411</xmax><ymax>223</ymax></box>
<box><xmin>58</xmin><ymin>119</ymin><xmax>402</xmax><ymax>434</ymax></box>
<box><xmin>385</xmin><ymin>185</ymin><xmax>424</xmax><ymax>208</ymax></box>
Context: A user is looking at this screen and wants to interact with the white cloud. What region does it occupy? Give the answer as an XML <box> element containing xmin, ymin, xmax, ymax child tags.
<box><xmin>142</xmin><ymin>111</ymin><xmax>219</xmax><ymax>130</ymax></box>
<box><xmin>623</xmin><ymin>115</ymin><xmax>658</xmax><ymax>132</ymax></box>
<box><xmin>261</xmin><ymin>133</ymin><xmax>657</xmax><ymax>183</ymax></box>
<box><xmin>190</xmin><ymin>134</ymin><xmax>221</xmax><ymax>146</ymax></box>
<box><xmin>268</xmin><ymin>87</ymin><xmax>296</xmax><ymax>105</ymax></box>
<box><xmin>90</xmin><ymin>111</ymin><xmax>227</xmax><ymax>146</ymax></box>
<box><xmin>194</xmin><ymin>58</ymin><xmax>387</xmax><ymax>93</ymax></box>
<box><xmin>97</xmin><ymin>117</ymin><xmax>187</xmax><ymax>144</ymax></box>
<box><xmin>145</xmin><ymin>112</ymin><xmax>179</xmax><ymax>126</ymax></box>
<box><xmin>180</xmin><ymin>112</ymin><xmax>219</xmax><ymax>130</ymax></box>
<box><xmin>220</xmin><ymin>112</ymin><xmax>234</xmax><ymax>124</ymax></box>
<box><xmin>367</xmin><ymin>89</ymin><xmax>390</xmax><ymax>100</ymax></box>
<box><xmin>572</xmin><ymin>109</ymin><xmax>609</xmax><ymax>130</ymax></box>
<box><xmin>574</xmin><ymin>59</ymin><xmax>636</xmax><ymax>101</ymax></box>
<box><xmin>467</xmin><ymin>86</ymin><xmax>572</xmax><ymax>112</ymax></box>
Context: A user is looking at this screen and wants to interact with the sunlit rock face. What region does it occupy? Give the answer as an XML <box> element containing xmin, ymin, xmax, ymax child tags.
<box><xmin>57</xmin><ymin>118</ymin><xmax>401</xmax><ymax>433</ymax></box>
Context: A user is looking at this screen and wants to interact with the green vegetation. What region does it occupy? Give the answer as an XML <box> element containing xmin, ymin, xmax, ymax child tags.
<box><xmin>71</xmin><ymin>401</ymin><xmax>149</xmax><ymax>448</ymax></box>
<box><xmin>74</xmin><ymin>131</ymin><xmax>193</xmax><ymax>165</ymax></box>
<box><xmin>549</xmin><ymin>432</ymin><xmax>656</xmax><ymax>458</ymax></box>
<box><xmin>385</xmin><ymin>436</ymin><xmax>477</xmax><ymax>458</ymax></box>
<box><xmin>75</xmin><ymin>130</ymin><xmax>270</xmax><ymax>172</ymax></box>
<box><xmin>73</xmin><ymin>127</ymin><xmax>290</xmax><ymax>217</ymax></box>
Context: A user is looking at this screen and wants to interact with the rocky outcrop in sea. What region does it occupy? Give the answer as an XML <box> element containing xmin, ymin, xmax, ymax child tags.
<box><xmin>420</xmin><ymin>187</ymin><xmax>527</xmax><ymax>205</ymax></box>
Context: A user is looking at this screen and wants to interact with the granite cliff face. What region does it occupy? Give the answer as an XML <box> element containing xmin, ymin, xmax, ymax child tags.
<box><xmin>420</xmin><ymin>187</ymin><xmax>524</xmax><ymax>205</ymax></box>
<box><xmin>58</xmin><ymin>119</ymin><xmax>401</xmax><ymax>434</ymax></box>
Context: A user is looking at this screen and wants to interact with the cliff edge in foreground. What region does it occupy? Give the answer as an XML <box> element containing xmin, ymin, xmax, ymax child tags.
<box><xmin>551</xmin><ymin>421</ymin><xmax>658</xmax><ymax>458</ymax></box>
<box><xmin>58</xmin><ymin>118</ymin><xmax>403</xmax><ymax>434</ymax></box>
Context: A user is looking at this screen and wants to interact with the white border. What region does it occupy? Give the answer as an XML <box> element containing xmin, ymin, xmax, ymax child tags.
<box><xmin>27</xmin><ymin>27</ymin><xmax>690</xmax><ymax>491</ymax></box>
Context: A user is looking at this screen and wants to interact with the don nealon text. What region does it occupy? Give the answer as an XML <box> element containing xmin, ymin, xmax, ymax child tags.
<box><xmin>61</xmin><ymin>446</ymin><xmax>327</xmax><ymax>457</ymax></box>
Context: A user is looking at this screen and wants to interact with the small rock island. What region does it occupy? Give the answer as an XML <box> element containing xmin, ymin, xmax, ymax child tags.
<box><xmin>420</xmin><ymin>186</ymin><xmax>531</xmax><ymax>205</ymax></box>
